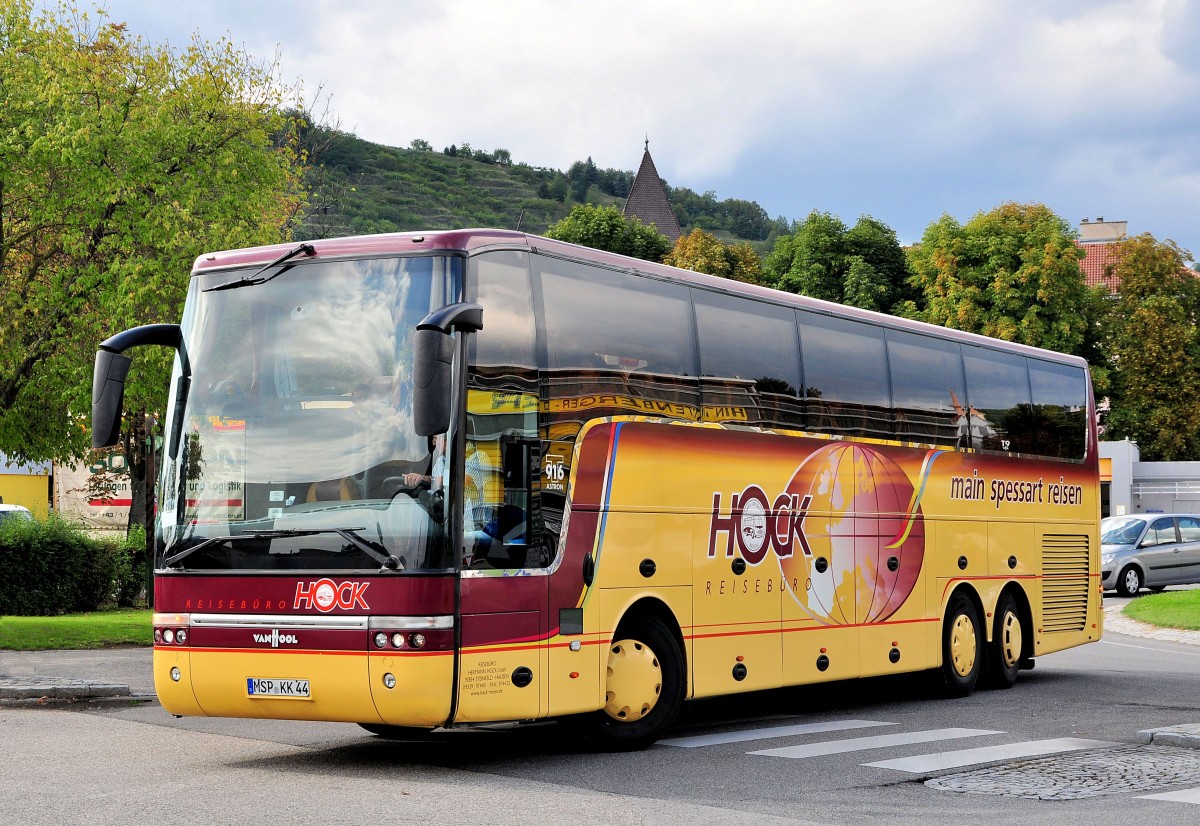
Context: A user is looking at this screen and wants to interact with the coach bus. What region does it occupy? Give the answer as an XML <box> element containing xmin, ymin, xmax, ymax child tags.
<box><xmin>92</xmin><ymin>229</ymin><xmax>1100</xmax><ymax>748</ymax></box>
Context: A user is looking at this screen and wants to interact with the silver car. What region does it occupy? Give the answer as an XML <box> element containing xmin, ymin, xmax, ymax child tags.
<box><xmin>1100</xmin><ymin>513</ymin><xmax>1200</xmax><ymax>596</ymax></box>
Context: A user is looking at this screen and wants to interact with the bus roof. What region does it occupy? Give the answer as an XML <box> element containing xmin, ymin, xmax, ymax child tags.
<box><xmin>192</xmin><ymin>228</ymin><xmax>1088</xmax><ymax>368</ymax></box>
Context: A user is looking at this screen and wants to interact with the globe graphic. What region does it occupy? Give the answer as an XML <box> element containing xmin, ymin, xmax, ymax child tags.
<box><xmin>778</xmin><ymin>442</ymin><xmax>924</xmax><ymax>624</ymax></box>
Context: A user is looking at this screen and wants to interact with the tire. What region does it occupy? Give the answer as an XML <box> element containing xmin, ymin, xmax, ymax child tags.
<box><xmin>983</xmin><ymin>593</ymin><xmax>1023</xmax><ymax>690</ymax></box>
<box><xmin>1115</xmin><ymin>565</ymin><xmax>1142</xmax><ymax>597</ymax></box>
<box><xmin>585</xmin><ymin>613</ymin><xmax>684</xmax><ymax>750</ymax></box>
<box><xmin>941</xmin><ymin>592</ymin><xmax>983</xmax><ymax>697</ymax></box>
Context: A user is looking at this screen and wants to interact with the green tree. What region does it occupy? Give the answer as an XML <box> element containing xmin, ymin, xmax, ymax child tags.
<box><xmin>0</xmin><ymin>2</ymin><xmax>306</xmax><ymax>463</ymax></box>
<box><xmin>906</xmin><ymin>203</ymin><xmax>1097</xmax><ymax>355</ymax></box>
<box><xmin>664</xmin><ymin>229</ymin><xmax>762</xmax><ymax>284</ymax></box>
<box><xmin>1102</xmin><ymin>235</ymin><xmax>1200</xmax><ymax>460</ymax></box>
<box><xmin>764</xmin><ymin>212</ymin><xmax>909</xmax><ymax>312</ymax></box>
<box><xmin>545</xmin><ymin>204</ymin><xmax>671</xmax><ymax>262</ymax></box>
<box><xmin>408</xmin><ymin>138</ymin><xmax>432</xmax><ymax>151</ymax></box>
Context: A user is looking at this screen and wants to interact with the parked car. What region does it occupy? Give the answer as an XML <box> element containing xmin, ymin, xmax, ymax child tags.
<box><xmin>1100</xmin><ymin>513</ymin><xmax>1200</xmax><ymax>596</ymax></box>
<box><xmin>0</xmin><ymin>503</ymin><xmax>33</xmax><ymax>525</ymax></box>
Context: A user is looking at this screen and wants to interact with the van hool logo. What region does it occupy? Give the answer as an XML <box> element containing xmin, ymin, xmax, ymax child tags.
<box><xmin>252</xmin><ymin>629</ymin><xmax>299</xmax><ymax>648</ymax></box>
<box><xmin>708</xmin><ymin>487</ymin><xmax>814</xmax><ymax>565</ymax></box>
<box><xmin>293</xmin><ymin>579</ymin><xmax>370</xmax><ymax>612</ymax></box>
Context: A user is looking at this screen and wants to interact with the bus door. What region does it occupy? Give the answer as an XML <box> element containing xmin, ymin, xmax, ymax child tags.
<box><xmin>454</xmin><ymin>428</ymin><xmax>548</xmax><ymax>724</ymax></box>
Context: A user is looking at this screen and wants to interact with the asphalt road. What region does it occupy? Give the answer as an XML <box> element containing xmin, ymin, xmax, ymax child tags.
<box><xmin>3</xmin><ymin>604</ymin><xmax>1200</xmax><ymax>825</ymax></box>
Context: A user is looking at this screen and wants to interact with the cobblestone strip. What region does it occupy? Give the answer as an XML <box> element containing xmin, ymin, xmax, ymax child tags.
<box><xmin>927</xmin><ymin>744</ymin><xmax>1200</xmax><ymax>800</ymax></box>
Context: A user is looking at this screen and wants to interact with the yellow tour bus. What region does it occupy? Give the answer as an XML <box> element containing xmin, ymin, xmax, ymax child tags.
<box><xmin>92</xmin><ymin>229</ymin><xmax>1100</xmax><ymax>749</ymax></box>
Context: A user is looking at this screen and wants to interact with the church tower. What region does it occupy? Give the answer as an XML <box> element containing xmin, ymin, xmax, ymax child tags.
<box><xmin>622</xmin><ymin>139</ymin><xmax>682</xmax><ymax>243</ymax></box>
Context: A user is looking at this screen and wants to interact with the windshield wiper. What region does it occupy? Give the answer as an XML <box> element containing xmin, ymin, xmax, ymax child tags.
<box><xmin>162</xmin><ymin>526</ymin><xmax>402</xmax><ymax>571</ymax></box>
<box><xmin>203</xmin><ymin>243</ymin><xmax>315</xmax><ymax>292</ymax></box>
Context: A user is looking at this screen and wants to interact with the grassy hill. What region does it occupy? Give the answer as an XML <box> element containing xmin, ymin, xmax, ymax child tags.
<box><xmin>293</xmin><ymin>130</ymin><xmax>783</xmax><ymax>250</ymax></box>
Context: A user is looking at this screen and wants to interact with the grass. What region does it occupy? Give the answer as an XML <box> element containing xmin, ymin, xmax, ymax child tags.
<box><xmin>1123</xmin><ymin>589</ymin><xmax>1200</xmax><ymax>631</ymax></box>
<box><xmin>0</xmin><ymin>609</ymin><xmax>152</xmax><ymax>651</ymax></box>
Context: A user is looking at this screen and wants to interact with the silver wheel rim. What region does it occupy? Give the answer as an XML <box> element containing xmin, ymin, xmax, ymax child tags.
<box><xmin>1124</xmin><ymin>569</ymin><xmax>1139</xmax><ymax>593</ymax></box>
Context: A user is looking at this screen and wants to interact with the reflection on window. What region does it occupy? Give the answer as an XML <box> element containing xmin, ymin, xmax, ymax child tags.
<box><xmin>694</xmin><ymin>289</ymin><xmax>802</xmax><ymax>428</ymax></box>
<box><xmin>798</xmin><ymin>312</ymin><xmax>891</xmax><ymax>439</ymax></box>
<box><xmin>886</xmin><ymin>329</ymin><xmax>968</xmax><ymax>448</ymax></box>
<box><xmin>962</xmin><ymin>346</ymin><xmax>1034</xmax><ymax>454</ymax></box>
<box><xmin>1028</xmin><ymin>359</ymin><xmax>1087</xmax><ymax>460</ymax></box>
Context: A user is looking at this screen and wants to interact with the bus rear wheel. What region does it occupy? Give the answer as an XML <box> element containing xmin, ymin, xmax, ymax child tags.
<box><xmin>587</xmin><ymin>614</ymin><xmax>684</xmax><ymax>750</ymax></box>
<box><xmin>941</xmin><ymin>593</ymin><xmax>982</xmax><ymax>697</ymax></box>
<box><xmin>983</xmin><ymin>593</ymin><xmax>1023</xmax><ymax>690</ymax></box>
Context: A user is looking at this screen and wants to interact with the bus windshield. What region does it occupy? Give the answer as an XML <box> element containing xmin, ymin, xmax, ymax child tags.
<box><xmin>157</xmin><ymin>253</ymin><xmax>462</xmax><ymax>572</ymax></box>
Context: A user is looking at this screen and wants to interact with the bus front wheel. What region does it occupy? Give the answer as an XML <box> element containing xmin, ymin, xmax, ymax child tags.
<box><xmin>587</xmin><ymin>614</ymin><xmax>684</xmax><ymax>750</ymax></box>
<box><xmin>941</xmin><ymin>593</ymin><xmax>982</xmax><ymax>697</ymax></box>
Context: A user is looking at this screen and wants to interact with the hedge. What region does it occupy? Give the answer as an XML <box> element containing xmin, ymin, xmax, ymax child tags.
<box><xmin>0</xmin><ymin>516</ymin><xmax>146</xmax><ymax>615</ymax></box>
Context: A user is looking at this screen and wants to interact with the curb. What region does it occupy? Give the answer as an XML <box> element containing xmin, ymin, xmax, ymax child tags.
<box><xmin>0</xmin><ymin>676</ymin><xmax>132</xmax><ymax>701</ymax></box>
<box><xmin>1138</xmin><ymin>724</ymin><xmax>1200</xmax><ymax>749</ymax></box>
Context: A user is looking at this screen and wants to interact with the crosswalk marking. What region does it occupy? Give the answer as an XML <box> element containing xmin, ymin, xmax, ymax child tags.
<box><xmin>659</xmin><ymin>719</ymin><xmax>895</xmax><ymax>749</ymax></box>
<box><xmin>863</xmin><ymin>737</ymin><xmax>1117</xmax><ymax>772</ymax></box>
<box><xmin>750</xmin><ymin>727</ymin><xmax>1001</xmax><ymax>759</ymax></box>
<box><xmin>1137</xmin><ymin>788</ymin><xmax>1200</xmax><ymax>804</ymax></box>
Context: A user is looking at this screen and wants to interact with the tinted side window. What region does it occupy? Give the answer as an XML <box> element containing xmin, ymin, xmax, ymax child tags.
<box><xmin>798</xmin><ymin>312</ymin><xmax>891</xmax><ymax>439</ymax></box>
<box><xmin>961</xmin><ymin>346</ymin><xmax>1034</xmax><ymax>454</ymax></box>
<box><xmin>886</xmin><ymin>329</ymin><xmax>968</xmax><ymax>448</ymax></box>
<box><xmin>693</xmin><ymin>289</ymin><xmax>802</xmax><ymax>428</ymax></box>
<box><xmin>1179</xmin><ymin>517</ymin><xmax>1200</xmax><ymax>542</ymax></box>
<box><xmin>537</xmin><ymin>256</ymin><xmax>700</xmax><ymax>482</ymax></box>
<box><xmin>1147</xmin><ymin>518</ymin><xmax>1177</xmax><ymax>546</ymax></box>
<box><xmin>1028</xmin><ymin>359</ymin><xmax>1087</xmax><ymax>460</ymax></box>
<box><xmin>468</xmin><ymin>251</ymin><xmax>536</xmax><ymax>371</ymax></box>
<box><xmin>465</xmin><ymin>251</ymin><xmax>545</xmax><ymax>570</ymax></box>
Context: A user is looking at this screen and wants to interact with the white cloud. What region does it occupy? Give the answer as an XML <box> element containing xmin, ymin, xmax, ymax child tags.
<box><xmin>91</xmin><ymin>0</ymin><xmax>1200</xmax><ymax>253</ymax></box>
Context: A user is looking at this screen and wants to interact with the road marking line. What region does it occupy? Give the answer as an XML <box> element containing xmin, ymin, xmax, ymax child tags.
<box><xmin>1098</xmin><ymin>639</ymin><xmax>1200</xmax><ymax>658</ymax></box>
<box><xmin>751</xmin><ymin>727</ymin><xmax>1002</xmax><ymax>759</ymax></box>
<box><xmin>1137</xmin><ymin>788</ymin><xmax>1200</xmax><ymax>804</ymax></box>
<box><xmin>863</xmin><ymin>737</ymin><xmax>1117</xmax><ymax>772</ymax></box>
<box><xmin>660</xmin><ymin>719</ymin><xmax>895</xmax><ymax>748</ymax></box>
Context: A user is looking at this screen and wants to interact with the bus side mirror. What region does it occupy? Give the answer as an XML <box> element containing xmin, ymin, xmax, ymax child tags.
<box><xmin>413</xmin><ymin>303</ymin><xmax>483</xmax><ymax>437</ymax></box>
<box><xmin>413</xmin><ymin>329</ymin><xmax>455</xmax><ymax>437</ymax></box>
<box><xmin>91</xmin><ymin>324</ymin><xmax>184</xmax><ymax>448</ymax></box>
<box><xmin>92</xmin><ymin>350</ymin><xmax>133</xmax><ymax>448</ymax></box>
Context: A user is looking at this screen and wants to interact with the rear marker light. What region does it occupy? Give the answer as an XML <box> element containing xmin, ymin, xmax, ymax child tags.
<box><xmin>163</xmin><ymin>629</ymin><xmax>175</xmax><ymax>644</ymax></box>
<box><xmin>391</xmin><ymin>633</ymin><xmax>405</xmax><ymax>648</ymax></box>
<box><xmin>408</xmin><ymin>633</ymin><xmax>426</xmax><ymax>649</ymax></box>
<box><xmin>154</xmin><ymin>629</ymin><xmax>163</xmax><ymax>644</ymax></box>
<box><xmin>176</xmin><ymin>629</ymin><xmax>187</xmax><ymax>645</ymax></box>
<box><xmin>374</xmin><ymin>632</ymin><xmax>389</xmax><ymax>649</ymax></box>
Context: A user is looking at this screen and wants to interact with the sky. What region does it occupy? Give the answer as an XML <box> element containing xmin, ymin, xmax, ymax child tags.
<box><xmin>81</xmin><ymin>0</ymin><xmax>1200</xmax><ymax>257</ymax></box>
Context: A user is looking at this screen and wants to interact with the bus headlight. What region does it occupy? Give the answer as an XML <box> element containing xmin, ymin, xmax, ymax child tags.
<box><xmin>383</xmin><ymin>673</ymin><xmax>396</xmax><ymax>689</ymax></box>
<box><xmin>374</xmin><ymin>632</ymin><xmax>389</xmax><ymax>649</ymax></box>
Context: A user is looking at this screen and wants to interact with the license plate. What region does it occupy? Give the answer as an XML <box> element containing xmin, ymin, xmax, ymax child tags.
<box><xmin>247</xmin><ymin>678</ymin><xmax>310</xmax><ymax>698</ymax></box>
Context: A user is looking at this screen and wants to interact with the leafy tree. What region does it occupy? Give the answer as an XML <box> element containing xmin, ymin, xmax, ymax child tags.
<box><xmin>409</xmin><ymin>138</ymin><xmax>433</xmax><ymax>151</ymax></box>
<box><xmin>906</xmin><ymin>203</ymin><xmax>1098</xmax><ymax>355</ymax></box>
<box><xmin>763</xmin><ymin>212</ymin><xmax>909</xmax><ymax>313</ymax></box>
<box><xmin>492</xmin><ymin>148</ymin><xmax>512</xmax><ymax>166</ymax></box>
<box><xmin>664</xmin><ymin>229</ymin><xmax>762</xmax><ymax>284</ymax></box>
<box><xmin>544</xmin><ymin>204</ymin><xmax>670</xmax><ymax>262</ymax></box>
<box><xmin>0</xmin><ymin>1</ymin><xmax>306</xmax><ymax>487</ymax></box>
<box><xmin>1101</xmin><ymin>235</ymin><xmax>1200</xmax><ymax>460</ymax></box>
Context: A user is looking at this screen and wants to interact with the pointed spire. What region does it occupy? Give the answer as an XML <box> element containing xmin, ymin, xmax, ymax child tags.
<box><xmin>623</xmin><ymin>139</ymin><xmax>681</xmax><ymax>243</ymax></box>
